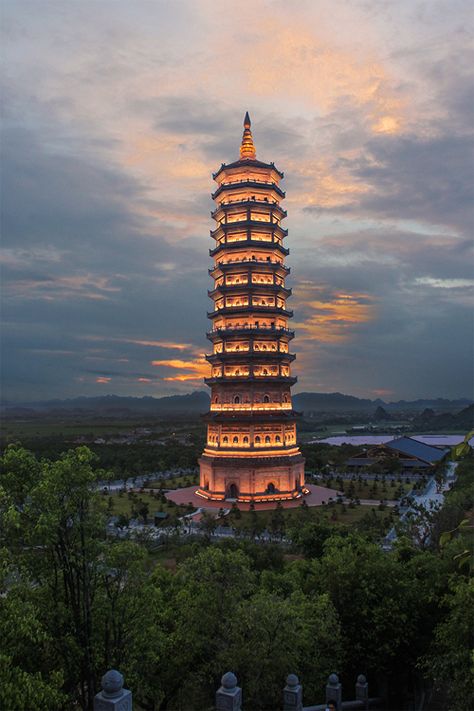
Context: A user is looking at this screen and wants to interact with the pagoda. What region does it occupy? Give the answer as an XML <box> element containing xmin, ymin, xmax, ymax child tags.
<box><xmin>197</xmin><ymin>113</ymin><xmax>305</xmax><ymax>503</ymax></box>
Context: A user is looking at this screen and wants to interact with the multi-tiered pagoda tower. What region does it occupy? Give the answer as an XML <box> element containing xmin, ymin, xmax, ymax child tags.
<box><xmin>198</xmin><ymin>113</ymin><xmax>305</xmax><ymax>503</ymax></box>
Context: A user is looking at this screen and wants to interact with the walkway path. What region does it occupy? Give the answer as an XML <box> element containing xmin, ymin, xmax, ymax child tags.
<box><xmin>383</xmin><ymin>461</ymin><xmax>458</xmax><ymax>549</ymax></box>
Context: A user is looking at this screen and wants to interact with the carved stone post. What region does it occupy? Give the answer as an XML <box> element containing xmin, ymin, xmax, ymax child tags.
<box><xmin>355</xmin><ymin>674</ymin><xmax>369</xmax><ymax>709</ymax></box>
<box><xmin>283</xmin><ymin>673</ymin><xmax>303</xmax><ymax>711</ymax></box>
<box><xmin>325</xmin><ymin>673</ymin><xmax>342</xmax><ymax>711</ymax></box>
<box><xmin>216</xmin><ymin>671</ymin><xmax>242</xmax><ymax>711</ymax></box>
<box><xmin>94</xmin><ymin>670</ymin><xmax>132</xmax><ymax>711</ymax></box>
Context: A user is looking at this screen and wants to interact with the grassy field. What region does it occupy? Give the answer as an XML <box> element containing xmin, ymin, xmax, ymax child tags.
<box><xmin>147</xmin><ymin>474</ymin><xmax>199</xmax><ymax>489</ymax></box>
<box><xmin>318</xmin><ymin>478</ymin><xmax>412</xmax><ymax>500</ymax></box>
<box><xmin>0</xmin><ymin>419</ymin><xmax>153</xmax><ymax>439</ymax></box>
<box><xmin>104</xmin><ymin>490</ymin><xmax>190</xmax><ymax>522</ymax></box>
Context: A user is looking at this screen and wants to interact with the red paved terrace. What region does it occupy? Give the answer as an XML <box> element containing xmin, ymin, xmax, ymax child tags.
<box><xmin>166</xmin><ymin>483</ymin><xmax>340</xmax><ymax>511</ymax></box>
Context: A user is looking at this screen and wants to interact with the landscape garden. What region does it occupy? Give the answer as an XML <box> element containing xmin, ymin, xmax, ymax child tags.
<box><xmin>1</xmin><ymin>428</ymin><xmax>472</xmax><ymax>710</ymax></box>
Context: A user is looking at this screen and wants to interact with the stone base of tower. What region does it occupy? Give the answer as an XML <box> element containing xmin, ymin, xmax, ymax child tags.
<box><xmin>197</xmin><ymin>453</ymin><xmax>305</xmax><ymax>503</ymax></box>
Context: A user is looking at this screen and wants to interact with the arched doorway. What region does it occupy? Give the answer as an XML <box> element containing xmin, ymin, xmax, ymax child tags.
<box><xmin>266</xmin><ymin>482</ymin><xmax>276</xmax><ymax>494</ymax></box>
<box><xmin>227</xmin><ymin>483</ymin><xmax>239</xmax><ymax>499</ymax></box>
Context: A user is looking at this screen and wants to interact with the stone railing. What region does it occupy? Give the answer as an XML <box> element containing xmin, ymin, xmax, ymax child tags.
<box><xmin>94</xmin><ymin>669</ymin><xmax>382</xmax><ymax>711</ymax></box>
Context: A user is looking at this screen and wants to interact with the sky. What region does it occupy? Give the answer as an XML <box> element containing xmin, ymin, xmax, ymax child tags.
<box><xmin>1</xmin><ymin>0</ymin><xmax>473</xmax><ymax>403</ymax></box>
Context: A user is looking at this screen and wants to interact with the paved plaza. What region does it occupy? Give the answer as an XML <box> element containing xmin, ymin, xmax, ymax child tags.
<box><xmin>165</xmin><ymin>483</ymin><xmax>340</xmax><ymax>511</ymax></box>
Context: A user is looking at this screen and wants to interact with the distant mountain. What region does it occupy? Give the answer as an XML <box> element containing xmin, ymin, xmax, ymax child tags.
<box><xmin>1</xmin><ymin>391</ymin><xmax>472</xmax><ymax>417</ymax></box>
<box><xmin>1</xmin><ymin>392</ymin><xmax>210</xmax><ymax>417</ymax></box>
<box><xmin>293</xmin><ymin>392</ymin><xmax>384</xmax><ymax>412</ymax></box>
<box><xmin>411</xmin><ymin>403</ymin><xmax>474</xmax><ymax>431</ymax></box>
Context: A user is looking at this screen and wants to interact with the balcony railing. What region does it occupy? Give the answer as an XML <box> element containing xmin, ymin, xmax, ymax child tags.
<box><xmin>210</xmin><ymin>258</ymin><xmax>289</xmax><ymax>274</ymax></box>
<box><xmin>212</xmin><ymin>179</ymin><xmax>285</xmax><ymax>200</ymax></box>
<box><xmin>210</xmin><ymin>239</ymin><xmax>289</xmax><ymax>257</ymax></box>
<box><xmin>207</xmin><ymin>325</ymin><xmax>295</xmax><ymax>339</ymax></box>
<box><xmin>211</xmin><ymin>198</ymin><xmax>287</xmax><ymax>219</ymax></box>
<box><xmin>208</xmin><ymin>305</ymin><xmax>293</xmax><ymax>319</ymax></box>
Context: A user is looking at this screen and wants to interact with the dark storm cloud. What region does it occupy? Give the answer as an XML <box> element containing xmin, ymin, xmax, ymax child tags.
<box><xmin>0</xmin><ymin>118</ymin><xmax>210</xmax><ymax>400</ymax></box>
<box><xmin>348</xmin><ymin>134</ymin><xmax>473</xmax><ymax>234</ymax></box>
<box><xmin>1</xmin><ymin>0</ymin><xmax>473</xmax><ymax>401</ymax></box>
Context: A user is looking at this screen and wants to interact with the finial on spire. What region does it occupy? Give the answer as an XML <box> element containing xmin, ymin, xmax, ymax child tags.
<box><xmin>240</xmin><ymin>111</ymin><xmax>256</xmax><ymax>160</ymax></box>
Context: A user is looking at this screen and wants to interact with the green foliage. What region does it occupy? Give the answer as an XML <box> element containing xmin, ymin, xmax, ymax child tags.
<box><xmin>422</xmin><ymin>578</ymin><xmax>474</xmax><ymax>710</ymax></box>
<box><xmin>1</xmin><ymin>444</ymin><xmax>473</xmax><ymax>710</ymax></box>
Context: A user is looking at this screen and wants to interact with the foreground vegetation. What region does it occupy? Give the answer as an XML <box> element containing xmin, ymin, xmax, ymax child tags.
<box><xmin>1</xmin><ymin>445</ymin><xmax>473</xmax><ymax>711</ymax></box>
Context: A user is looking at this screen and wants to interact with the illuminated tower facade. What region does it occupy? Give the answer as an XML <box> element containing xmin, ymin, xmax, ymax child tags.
<box><xmin>198</xmin><ymin>113</ymin><xmax>305</xmax><ymax>502</ymax></box>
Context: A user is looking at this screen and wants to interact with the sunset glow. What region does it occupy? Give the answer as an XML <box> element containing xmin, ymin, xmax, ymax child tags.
<box><xmin>1</xmin><ymin>1</ymin><xmax>472</xmax><ymax>401</ymax></box>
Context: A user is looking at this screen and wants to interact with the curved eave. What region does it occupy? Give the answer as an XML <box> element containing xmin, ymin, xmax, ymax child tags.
<box><xmin>210</xmin><ymin>221</ymin><xmax>288</xmax><ymax>239</ymax></box>
<box><xmin>212</xmin><ymin>200</ymin><xmax>287</xmax><ymax>221</ymax></box>
<box><xmin>213</xmin><ymin>158</ymin><xmax>284</xmax><ymax>181</ymax></box>
<box><xmin>203</xmin><ymin>410</ymin><xmax>301</xmax><ymax>423</ymax></box>
<box><xmin>204</xmin><ymin>375</ymin><xmax>297</xmax><ymax>386</ymax></box>
<box><xmin>208</xmin><ymin>284</ymin><xmax>292</xmax><ymax>299</ymax></box>
<box><xmin>210</xmin><ymin>262</ymin><xmax>290</xmax><ymax>278</ymax></box>
<box><xmin>205</xmin><ymin>352</ymin><xmax>296</xmax><ymax>364</ymax></box>
<box><xmin>199</xmin><ymin>451</ymin><xmax>304</xmax><ymax>465</ymax></box>
<box><xmin>212</xmin><ymin>181</ymin><xmax>285</xmax><ymax>201</ymax></box>
<box><xmin>210</xmin><ymin>241</ymin><xmax>289</xmax><ymax>257</ymax></box>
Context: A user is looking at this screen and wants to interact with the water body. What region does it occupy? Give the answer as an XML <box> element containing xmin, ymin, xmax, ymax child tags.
<box><xmin>313</xmin><ymin>434</ymin><xmax>473</xmax><ymax>446</ymax></box>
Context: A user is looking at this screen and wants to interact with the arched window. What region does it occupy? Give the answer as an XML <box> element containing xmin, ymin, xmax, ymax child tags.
<box><xmin>233</xmin><ymin>436</ymin><xmax>239</xmax><ymax>443</ymax></box>
<box><xmin>255</xmin><ymin>435</ymin><xmax>261</xmax><ymax>444</ymax></box>
<box><xmin>267</xmin><ymin>482</ymin><xmax>276</xmax><ymax>494</ymax></box>
<box><xmin>214</xmin><ymin>396</ymin><xmax>219</xmax><ymax>404</ymax></box>
<box><xmin>275</xmin><ymin>435</ymin><xmax>281</xmax><ymax>443</ymax></box>
<box><xmin>265</xmin><ymin>435</ymin><xmax>271</xmax><ymax>443</ymax></box>
<box><xmin>223</xmin><ymin>436</ymin><xmax>229</xmax><ymax>444</ymax></box>
<box><xmin>243</xmin><ymin>436</ymin><xmax>249</xmax><ymax>444</ymax></box>
<box><xmin>234</xmin><ymin>395</ymin><xmax>240</xmax><ymax>404</ymax></box>
<box><xmin>263</xmin><ymin>394</ymin><xmax>270</xmax><ymax>403</ymax></box>
<box><xmin>283</xmin><ymin>394</ymin><xmax>289</xmax><ymax>403</ymax></box>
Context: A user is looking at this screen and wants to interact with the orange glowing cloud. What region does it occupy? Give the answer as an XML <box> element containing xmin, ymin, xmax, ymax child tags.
<box><xmin>293</xmin><ymin>289</ymin><xmax>376</xmax><ymax>343</ymax></box>
<box><xmin>151</xmin><ymin>357</ymin><xmax>209</xmax><ymax>382</ymax></box>
<box><xmin>125</xmin><ymin>338</ymin><xmax>195</xmax><ymax>351</ymax></box>
<box><xmin>228</xmin><ymin>13</ymin><xmax>405</xmax><ymax>133</ymax></box>
<box><xmin>96</xmin><ymin>376</ymin><xmax>112</xmax><ymax>384</ymax></box>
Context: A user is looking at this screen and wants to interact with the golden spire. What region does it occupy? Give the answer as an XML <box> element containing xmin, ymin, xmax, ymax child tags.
<box><xmin>240</xmin><ymin>111</ymin><xmax>256</xmax><ymax>160</ymax></box>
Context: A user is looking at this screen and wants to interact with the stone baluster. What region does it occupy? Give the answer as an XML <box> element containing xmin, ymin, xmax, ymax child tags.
<box><xmin>355</xmin><ymin>674</ymin><xmax>369</xmax><ymax>709</ymax></box>
<box><xmin>216</xmin><ymin>671</ymin><xmax>242</xmax><ymax>711</ymax></box>
<box><xmin>94</xmin><ymin>669</ymin><xmax>132</xmax><ymax>711</ymax></box>
<box><xmin>325</xmin><ymin>673</ymin><xmax>342</xmax><ymax>711</ymax></box>
<box><xmin>283</xmin><ymin>673</ymin><xmax>303</xmax><ymax>711</ymax></box>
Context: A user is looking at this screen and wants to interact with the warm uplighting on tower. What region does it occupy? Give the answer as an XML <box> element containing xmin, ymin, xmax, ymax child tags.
<box><xmin>198</xmin><ymin>112</ymin><xmax>305</xmax><ymax>503</ymax></box>
<box><xmin>239</xmin><ymin>111</ymin><xmax>257</xmax><ymax>160</ymax></box>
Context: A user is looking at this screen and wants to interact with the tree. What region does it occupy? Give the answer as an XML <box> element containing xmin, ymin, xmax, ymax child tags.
<box><xmin>270</xmin><ymin>502</ymin><xmax>285</xmax><ymax>538</ymax></box>
<box><xmin>199</xmin><ymin>512</ymin><xmax>217</xmax><ymax>539</ymax></box>
<box><xmin>0</xmin><ymin>445</ymin><xmax>163</xmax><ymax>710</ymax></box>
<box><xmin>422</xmin><ymin>578</ymin><xmax>474</xmax><ymax>709</ymax></box>
<box><xmin>137</xmin><ymin>500</ymin><xmax>150</xmax><ymax>524</ymax></box>
<box><xmin>220</xmin><ymin>590</ymin><xmax>343</xmax><ymax>710</ymax></box>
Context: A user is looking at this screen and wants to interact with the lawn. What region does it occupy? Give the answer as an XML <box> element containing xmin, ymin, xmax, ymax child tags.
<box><xmin>317</xmin><ymin>477</ymin><xmax>412</xmax><ymax>500</ymax></box>
<box><xmin>146</xmin><ymin>474</ymin><xmax>199</xmax><ymax>489</ymax></box>
<box><xmin>0</xmin><ymin>418</ymin><xmax>150</xmax><ymax>439</ymax></box>
<box><xmin>104</xmin><ymin>490</ymin><xmax>191</xmax><ymax>522</ymax></box>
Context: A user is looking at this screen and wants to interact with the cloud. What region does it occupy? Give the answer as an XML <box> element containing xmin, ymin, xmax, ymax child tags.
<box><xmin>151</xmin><ymin>357</ymin><xmax>208</xmax><ymax>382</ymax></box>
<box><xmin>1</xmin><ymin>0</ymin><xmax>472</xmax><ymax>401</ymax></box>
